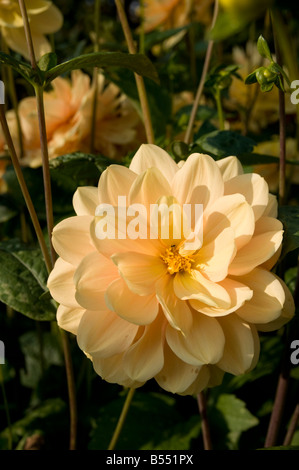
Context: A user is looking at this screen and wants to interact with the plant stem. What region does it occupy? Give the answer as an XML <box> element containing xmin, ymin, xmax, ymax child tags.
<box><xmin>60</xmin><ymin>329</ymin><xmax>77</xmax><ymax>450</ymax></box>
<box><xmin>184</xmin><ymin>0</ymin><xmax>219</xmax><ymax>144</ymax></box>
<box><xmin>197</xmin><ymin>390</ymin><xmax>213</xmax><ymax>450</ymax></box>
<box><xmin>0</xmin><ymin>105</ymin><xmax>52</xmax><ymax>273</ymax></box>
<box><xmin>283</xmin><ymin>403</ymin><xmax>299</xmax><ymax>446</ymax></box>
<box><xmin>34</xmin><ymin>84</ymin><xmax>56</xmax><ymax>266</ymax></box>
<box><xmin>17</xmin><ymin>0</ymin><xmax>38</xmax><ymax>70</ymax></box>
<box><xmin>108</xmin><ymin>388</ymin><xmax>136</xmax><ymax>450</ymax></box>
<box><xmin>115</xmin><ymin>0</ymin><xmax>154</xmax><ymax>144</ymax></box>
<box><xmin>271</xmin><ymin>9</ymin><xmax>286</xmax><ymax>206</ymax></box>
<box><xmin>90</xmin><ymin>0</ymin><xmax>101</xmax><ymax>153</ymax></box>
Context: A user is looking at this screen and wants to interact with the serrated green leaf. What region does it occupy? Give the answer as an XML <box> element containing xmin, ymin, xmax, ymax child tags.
<box><xmin>0</xmin><ymin>241</ymin><xmax>56</xmax><ymax>321</ymax></box>
<box><xmin>44</xmin><ymin>52</ymin><xmax>159</xmax><ymax>86</ymax></box>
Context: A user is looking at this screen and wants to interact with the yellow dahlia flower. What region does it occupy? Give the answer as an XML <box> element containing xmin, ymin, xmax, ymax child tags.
<box><xmin>47</xmin><ymin>144</ymin><xmax>294</xmax><ymax>395</ymax></box>
<box><xmin>0</xmin><ymin>0</ymin><xmax>63</xmax><ymax>60</ymax></box>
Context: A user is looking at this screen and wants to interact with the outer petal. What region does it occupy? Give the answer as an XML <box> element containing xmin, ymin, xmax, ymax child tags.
<box><xmin>172</xmin><ymin>153</ymin><xmax>224</xmax><ymax>209</ymax></box>
<box><xmin>129</xmin><ymin>144</ymin><xmax>178</xmax><ymax>182</ymax></box>
<box><xmin>216</xmin><ymin>156</ymin><xmax>243</xmax><ymax>181</ymax></box>
<box><xmin>111</xmin><ymin>251</ymin><xmax>167</xmax><ymax>295</ymax></box>
<box><xmin>56</xmin><ymin>304</ymin><xmax>85</xmax><ymax>335</ymax></box>
<box><xmin>217</xmin><ymin>315</ymin><xmax>260</xmax><ymax>375</ymax></box>
<box><xmin>228</xmin><ymin>217</ymin><xmax>283</xmax><ymax>275</ymax></box>
<box><xmin>77</xmin><ymin>309</ymin><xmax>138</xmax><ymax>356</ymax></box>
<box><xmin>47</xmin><ymin>258</ymin><xmax>78</xmax><ymax>308</ymax></box>
<box><xmin>28</xmin><ymin>4</ymin><xmax>63</xmax><ymax>34</ymax></box>
<box><xmin>92</xmin><ymin>351</ymin><xmax>144</xmax><ymax>389</ymax></box>
<box><xmin>166</xmin><ymin>313</ymin><xmax>225</xmax><ymax>366</ymax></box>
<box><xmin>123</xmin><ymin>313</ymin><xmax>166</xmax><ymax>382</ymax></box>
<box><xmin>235</xmin><ymin>268</ymin><xmax>286</xmax><ymax>324</ymax></box>
<box><xmin>224</xmin><ymin>173</ymin><xmax>269</xmax><ymax>220</ymax></box>
<box><xmin>74</xmin><ymin>251</ymin><xmax>119</xmax><ymax>310</ymax></box>
<box><xmin>73</xmin><ymin>186</ymin><xmax>99</xmax><ymax>216</ymax></box>
<box><xmin>2</xmin><ymin>26</ymin><xmax>51</xmax><ymax>60</ymax></box>
<box><xmin>105</xmin><ymin>277</ymin><xmax>159</xmax><ymax>325</ymax></box>
<box><xmin>155</xmin><ymin>343</ymin><xmax>208</xmax><ymax>394</ymax></box>
<box><xmin>98</xmin><ymin>165</ymin><xmax>136</xmax><ymax>205</ymax></box>
<box><xmin>52</xmin><ymin>216</ymin><xmax>95</xmax><ymax>266</ymax></box>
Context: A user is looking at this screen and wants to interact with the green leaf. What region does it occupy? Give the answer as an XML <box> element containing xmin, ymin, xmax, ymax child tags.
<box><xmin>44</xmin><ymin>52</ymin><xmax>159</xmax><ymax>86</ymax></box>
<box><xmin>245</xmin><ymin>71</ymin><xmax>258</xmax><ymax>85</ymax></box>
<box><xmin>0</xmin><ymin>240</ymin><xmax>56</xmax><ymax>321</ymax></box>
<box><xmin>278</xmin><ymin>206</ymin><xmax>299</xmax><ymax>258</ymax></box>
<box><xmin>194</xmin><ymin>130</ymin><xmax>256</xmax><ymax>158</ymax></box>
<box><xmin>0</xmin><ymin>52</ymin><xmax>32</xmax><ymax>83</ymax></box>
<box><xmin>49</xmin><ymin>152</ymin><xmax>114</xmax><ymax>192</ymax></box>
<box><xmin>257</xmin><ymin>35</ymin><xmax>273</xmax><ymax>61</ymax></box>
<box><xmin>144</xmin><ymin>25</ymin><xmax>190</xmax><ymax>51</ymax></box>
<box><xmin>0</xmin><ymin>204</ymin><xmax>17</xmax><ymax>223</ymax></box>
<box><xmin>215</xmin><ymin>394</ymin><xmax>259</xmax><ymax>449</ymax></box>
<box><xmin>38</xmin><ymin>52</ymin><xmax>57</xmax><ymax>72</ymax></box>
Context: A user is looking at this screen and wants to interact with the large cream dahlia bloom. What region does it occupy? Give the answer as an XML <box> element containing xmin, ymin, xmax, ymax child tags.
<box><xmin>0</xmin><ymin>0</ymin><xmax>63</xmax><ymax>60</ymax></box>
<box><xmin>47</xmin><ymin>144</ymin><xmax>294</xmax><ymax>395</ymax></box>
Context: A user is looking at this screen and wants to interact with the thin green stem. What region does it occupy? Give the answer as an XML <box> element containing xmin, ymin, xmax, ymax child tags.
<box><xmin>0</xmin><ymin>104</ymin><xmax>52</xmax><ymax>273</ymax></box>
<box><xmin>108</xmin><ymin>388</ymin><xmax>136</xmax><ymax>450</ymax></box>
<box><xmin>197</xmin><ymin>391</ymin><xmax>213</xmax><ymax>450</ymax></box>
<box><xmin>17</xmin><ymin>0</ymin><xmax>38</xmax><ymax>70</ymax></box>
<box><xmin>0</xmin><ymin>364</ymin><xmax>13</xmax><ymax>450</ymax></box>
<box><xmin>90</xmin><ymin>0</ymin><xmax>101</xmax><ymax>153</ymax></box>
<box><xmin>184</xmin><ymin>0</ymin><xmax>219</xmax><ymax>144</ymax></box>
<box><xmin>60</xmin><ymin>329</ymin><xmax>77</xmax><ymax>451</ymax></box>
<box><xmin>115</xmin><ymin>0</ymin><xmax>154</xmax><ymax>144</ymax></box>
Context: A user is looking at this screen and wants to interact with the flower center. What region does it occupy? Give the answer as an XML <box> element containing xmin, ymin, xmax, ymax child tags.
<box><xmin>161</xmin><ymin>245</ymin><xmax>193</xmax><ymax>275</ymax></box>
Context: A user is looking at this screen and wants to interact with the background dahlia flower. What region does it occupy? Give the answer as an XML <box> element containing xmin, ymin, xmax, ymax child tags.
<box><xmin>47</xmin><ymin>144</ymin><xmax>294</xmax><ymax>395</ymax></box>
<box><xmin>3</xmin><ymin>70</ymin><xmax>143</xmax><ymax>166</ymax></box>
<box><xmin>0</xmin><ymin>0</ymin><xmax>63</xmax><ymax>60</ymax></box>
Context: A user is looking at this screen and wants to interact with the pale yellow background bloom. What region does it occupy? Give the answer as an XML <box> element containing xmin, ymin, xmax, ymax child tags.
<box><xmin>0</xmin><ymin>0</ymin><xmax>63</xmax><ymax>60</ymax></box>
<box><xmin>47</xmin><ymin>144</ymin><xmax>294</xmax><ymax>395</ymax></box>
<box><xmin>3</xmin><ymin>70</ymin><xmax>143</xmax><ymax>167</ymax></box>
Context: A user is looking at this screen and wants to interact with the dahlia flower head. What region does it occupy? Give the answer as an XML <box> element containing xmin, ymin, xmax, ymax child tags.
<box><xmin>47</xmin><ymin>144</ymin><xmax>294</xmax><ymax>395</ymax></box>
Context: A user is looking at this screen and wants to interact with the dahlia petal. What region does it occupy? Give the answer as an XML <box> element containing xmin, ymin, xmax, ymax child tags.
<box><xmin>216</xmin><ymin>155</ymin><xmax>243</xmax><ymax>181</ymax></box>
<box><xmin>128</xmin><ymin>167</ymin><xmax>172</xmax><ymax>208</ymax></box>
<box><xmin>129</xmin><ymin>144</ymin><xmax>178</xmax><ymax>182</ymax></box>
<box><xmin>52</xmin><ymin>216</ymin><xmax>95</xmax><ymax>266</ymax></box>
<box><xmin>228</xmin><ymin>217</ymin><xmax>283</xmax><ymax>275</ymax></box>
<box><xmin>235</xmin><ymin>268</ymin><xmax>286</xmax><ymax>324</ymax></box>
<box><xmin>173</xmin><ymin>270</ymin><xmax>231</xmax><ymax>309</ymax></box>
<box><xmin>47</xmin><ymin>258</ymin><xmax>78</xmax><ymax>308</ymax></box>
<box><xmin>105</xmin><ymin>277</ymin><xmax>159</xmax><ymax>325</ymax></box>
<box><xmin>73</xmin><ymin>186</ymin><xmax>99</xmax><ymax>216</ymax></box>
<box><xmin>178</xmin><ymin>366</ymin><xmax>211</xmax><ymax>396</ymax></box>
<box><xmin>166</xmin><ymin>313</ymin><xmax>225</xmax><ymax>366</ymax></box>
<box><xmin>190</xmin><ymin>277</ymin><xmax>253</xmax><ymax>316</ymax></box>
<box><xmin>111</xmin><ymin>251</ymin><xmax>167</xmax><ymax>295</ymax></box>
<box><xmin>194</xmin><ymin>226</ymin><xmax>236</xmax><ymax>282</ymax></box>
<box><xmin>56</xmin><ymin>304</ymin><xmax>85</xmax><ymax>335</ymax></box>
<box><xmin>224</xmin><ymin>173</ymin><xmax>269</xmax><ymax>220</ymax></box>
<box><xmin>204</xmin><ymin>194</ymin><xmax>255</xmax><ymax>250</ymax></box>
<box><xmin>74</xmin><ymin>251</ymin><xmax>118</xmax><ymax>310</ymax></box>
<box><xmin>28</xmin><ymin>4</ymin><xmax>63</xmax><ymax>34</ymax></box>
<box><xmin>156</xmin><ymin>276</ymin><xmax>193</xmax><ymax>332</ymax></box>
<box><xmin>77</xmin><ymin>309</ymin><xmax>138</xmax><ymax>357</ymax></box>
<box><xmin>2</xmin><ymin>27</ymin><xmax>51</xmax><ymax>60</ymax></box>
<box><xmin>123</xmin><ymin>314</ymin><xmax>165</xmax><ymax>382</ymax></box>
<box><xmin>172</xmin><ymin>153</ymin><xmax>224</xmax><ymax>209</ymax></box>
<box><xmin>155</xmin><ymin>343</ymin><xmax>208</xmax><ymax>394</ymax></box>
<box><xmin>217</xmin><ymin>315</ymin><xmax>260</xmax><ymax>375</ymax></box>
<box><xmin>92</xmin><ymin>352</ymin><xmax>144</xmax><ymax>388</ymax></box>
<box><xmin>98</xmin><ymin>165</ymin><xmax>136</xmax><ymax>205</ymax></box>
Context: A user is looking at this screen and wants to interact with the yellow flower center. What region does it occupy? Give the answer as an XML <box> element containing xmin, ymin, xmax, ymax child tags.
<box><xmin>161</xmin><ymin>245</ymin><xmax>193</xmax><ymax>275</ymax></box>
